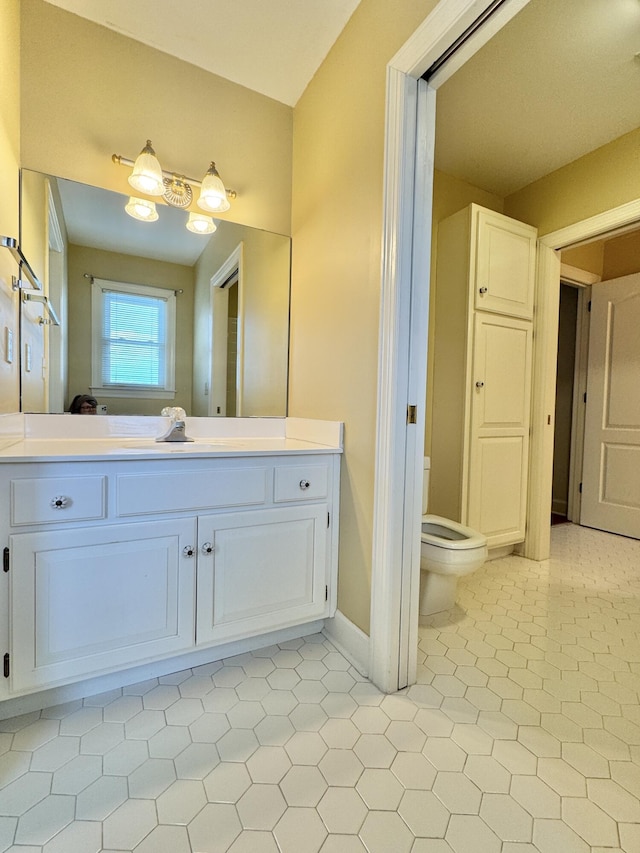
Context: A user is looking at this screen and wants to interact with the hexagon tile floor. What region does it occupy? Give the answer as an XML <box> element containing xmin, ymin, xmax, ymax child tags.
<box><xmin>0</xmin><ymin>523</ymin><xmax>639</xmax><ymax>852</ymax></box>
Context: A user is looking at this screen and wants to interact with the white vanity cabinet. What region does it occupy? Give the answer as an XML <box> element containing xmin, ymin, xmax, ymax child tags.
<box><xmin>430</xmin><ymin>204</ymin><xmax>537</xmax><ymax>549</ymax></box>
<box><xmin>0</xmin><ymin>450</ymin><xmax>339</xmax><ymax>700</ymax></box>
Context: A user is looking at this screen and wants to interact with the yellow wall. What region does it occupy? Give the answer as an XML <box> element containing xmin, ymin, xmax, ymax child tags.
<box><xmin>289</xmin><ymin>0</ymin><xmax>438</xmax><ymax>634</ymax></box>
<box><xmin>0</xmin><ymin>0</ymin><xmax>20</xmax><ymax>413</ymax></box>
<box><xmin>66</xmin><ymin>244</ymin><xmax>194</xmax><ymax>415</ymax></box>
<box><xmin>20</xmin><ymin>0</ymin><xmax>293</xmax><ymax>237</ymax></box>
<box><xmin>192</xmin><ymin>223</ymin><xmax>290</xmax><ymax>417</ymax></box>
<box><xmin>505</xmin><ymin>126</ymin><xmax>640</xmax><ymax>236</ymax></box>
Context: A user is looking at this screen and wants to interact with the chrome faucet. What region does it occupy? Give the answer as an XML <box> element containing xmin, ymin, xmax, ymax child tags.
<box><xmin>156</xmin><ymin>407</ymin><xmax>193</xmax><ymax>442</ymax></box>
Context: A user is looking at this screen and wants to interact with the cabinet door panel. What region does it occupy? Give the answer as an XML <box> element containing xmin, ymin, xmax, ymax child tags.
<box><xmin>474</xmin><ymin>208</ymin><xmax>536</xmax><ymax>319</ymax></box>
<box><xmin>472</xmin><ymin>315</ymin><xmax>532</xmax><ymax>428</ymax></box>
<box><xmin>197</xmin><ymin>505</ymin><xmax>327</xmax><ymax>644</ymax></box>
<box><xmin>10</xmin><ymin>519</ymin><xmax>196</xmax><ymax>692</ymax></box>
<box><xmin>467</xmin><ymin>313</ymin><xmax>532</xmax><ymax>546</ymax></box>
<box><xmin>467</xmin><ymin>435</ymin><xmax>527</xmax><ymax>544</ymax></box>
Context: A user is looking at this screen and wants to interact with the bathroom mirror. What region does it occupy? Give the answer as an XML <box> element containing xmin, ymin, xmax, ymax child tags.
<box><xmin>19</xmin><ymin>170</ymin><xmax>291</xmax><ymax>417</ymax></box>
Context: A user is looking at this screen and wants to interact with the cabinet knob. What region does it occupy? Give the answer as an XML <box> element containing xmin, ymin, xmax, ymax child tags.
<box><xmin>50</xmin><ymin>495</ymin><xmax>69</xmax><ymax>510</ymax></box>
<box><xmin>479</xmin><ymin>286</ymin><xmax>488</xmax><ymax>294</ymax></box>
<box><xmin>475</xmin><ymin>381</ymin><xmax>484</xmax><ymax>388</ymax></box>
<box><xmin>201</xmin><ymin>542</ymin><xmax>213</xmax><ymax>555</ymax></box>
<box><xmin>299</xmin><ymin>479</ymin><xmax>310</xmax><ymax>490</ymax></box>
<box><xmin>182</xmin><ymin>546</ymin><xmax>195</xmax><ymax>557</ymax></box>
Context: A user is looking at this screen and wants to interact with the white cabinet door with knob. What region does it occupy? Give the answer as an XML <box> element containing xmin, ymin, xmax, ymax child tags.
<box><xmin>196</xmin><ymin>504</ymin><xmax>329</xmax><ymax>645</ymax></box>
<box><xmin>467</xmin><ymin>313</ymin><xmax>533</xmax><ymax>546</ymax></box>
<box><xmin>9</xmin><ymin>518</ymin><xmax>197</xmax><ymax>693</ymax></box>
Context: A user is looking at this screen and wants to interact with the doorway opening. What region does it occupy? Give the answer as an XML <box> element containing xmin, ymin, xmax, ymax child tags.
<box><xmin>551</xmin><ymin>226</ymin><xmax>640</xmax><ymax>536</ymax></box>
<box><xmin>371</xmin><ymin>0</ymin><xmax>640</xmax><ymax>692</ymax></box>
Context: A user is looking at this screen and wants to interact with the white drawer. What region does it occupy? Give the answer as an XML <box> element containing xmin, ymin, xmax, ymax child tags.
<box><xmin>11</xmin><ymin>476</ymin><xmax>106</xmax><ymax>526</ymax></box>
<box><xmin>274</xmin><ymin>464</ymin><xmax>329</xmax><ymax>502</ymax></box>
<box><xmin>116</xmin><ymin>466</ymin><xmax>268</xmax><ymax>516</ymax></box>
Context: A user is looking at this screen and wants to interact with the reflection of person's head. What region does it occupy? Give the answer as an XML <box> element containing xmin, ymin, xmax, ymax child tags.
<box><xmin>70</xmin><ymin>394</ymin><xmax>98</xmax><ymax>415</ymax></box>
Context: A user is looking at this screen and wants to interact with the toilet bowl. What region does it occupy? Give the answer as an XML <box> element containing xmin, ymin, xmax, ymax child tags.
<box><xmin>420</xmin><ymin>459</ymin><xmax>487</xmax><ymax>616</ymax></box>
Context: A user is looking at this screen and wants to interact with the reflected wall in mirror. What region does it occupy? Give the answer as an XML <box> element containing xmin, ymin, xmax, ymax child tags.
<box><xmin>19</xmin><ymin>170</ymin><xmax>291</xmax><ymax>416</ymax></box>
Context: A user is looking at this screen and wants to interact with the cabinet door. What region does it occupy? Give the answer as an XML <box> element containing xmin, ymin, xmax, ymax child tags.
<box><xmin>474</xmin><ymin>208</ymin><xmax>537</xmax><ymax>319</ymax></box>
<box><xmin>466</xmin><ymin>313</ymin><xmax>532</xmax><ymax>546</ymax></box>
<box><xmin>197</xmin><ymin>505</ymin><xmax>328</xmax><ymax>645</ymax></box>
<box><xmin>10</xmin><ymin>518</ymin><xmax>197</xmax><ymax>693</ymax></box>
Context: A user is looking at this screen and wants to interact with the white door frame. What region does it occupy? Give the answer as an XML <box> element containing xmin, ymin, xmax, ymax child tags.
<box><xmin>208</xmin><ymin>243</ymin><xmax>244</xmax><ymax>417</ymax></box>
<box><xmin>370</xmin><ymin>0</ymin><xmax>533</xmax><ymax>692</ymax></box>
<box><xmin>370</xmin><ymin>0</ymin><xmax>640</xmax><ymax>693</ymax></box>
<box><xmin>526</xmin><ymin>200</ymin><xmax>640</xmax><ymax>558</ymax></box>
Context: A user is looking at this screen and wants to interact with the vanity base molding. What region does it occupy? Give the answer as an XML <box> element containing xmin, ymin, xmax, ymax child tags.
<box><xmin>0</xmin><ymin>619</ymin><xmax>325</xmax><ymax>721</ymax></box>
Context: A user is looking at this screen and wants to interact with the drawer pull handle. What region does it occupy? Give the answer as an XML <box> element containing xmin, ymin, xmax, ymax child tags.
<box><xmin>299</xmin><ymin>479</ymin><xmax>310</xmax><ymax>490</ymax></box>
<box><xmin>475</xmin><ymin>381</ymin><xmax>484</xmax><ymax>388</ymax></box>
<box><xmin>479</xmin><ymin>286</ymin><xmax>488</xmax><ymax>294</ymax></box>
<box><xmin>201</xmin><ymin>542</ymin><xmax>213</xmax><ymax>555</ymax></box>
<box><xmin>50</xmin><ymin>496</ymin><xmax>69</xmax><ymax>510</ymax></box>
<box><xmin>183</xmin><ymin>546</ymin><xmax>195</xmax><ymax>558</ymax></box>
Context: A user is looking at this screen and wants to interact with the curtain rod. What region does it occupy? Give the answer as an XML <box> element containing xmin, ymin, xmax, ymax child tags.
<box><xmin>83</xmin><ymin>273</ymin><xmax>183</xmax><ymax>295</ymax></box>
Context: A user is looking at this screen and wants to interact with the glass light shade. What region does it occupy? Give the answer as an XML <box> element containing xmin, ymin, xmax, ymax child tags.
<box><xmin>186</xmin><ymin>212</ymin><xmax>217</xmax><ymax>234</ymax></box>
<box><xmin>197</xmin><ymin>162</ymin><xmax>230</xmax><ymax>212</ymax></box>
<box><xmin>125</xmin><ymin>197</ymin><xmax>159</xmax><ymax>222</ymax></box>
<box><xmin>128</xmin><ymin>140</ymin><xmax>164</xmax><ymax>196</ymax></box>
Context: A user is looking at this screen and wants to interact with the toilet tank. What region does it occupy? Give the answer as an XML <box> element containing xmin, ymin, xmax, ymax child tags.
<box><xmin>422</xmin><ymin>457</ymin><xmax>430</xmax><ymax>515</ymax></box>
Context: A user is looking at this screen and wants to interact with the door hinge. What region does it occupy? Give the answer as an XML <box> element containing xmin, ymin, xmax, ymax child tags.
<box><xmin>588</xmin><ymin>300</ymin><xmax>592</xmax><ymax>312</ymax></box>
<box><xmin>2</xmin><ymin>547</ymin><xmax>8</xmax><ymax>573</ymax></box>
<box><xmin>325</xmin><ymin>585</ymin><xmax>328</xmax><ymax>602</ymax></box>
<box><xmin>3</xmin><ymin>654</ymin><xmax>9</xmax><ymax>678</ymax></box>
<box><xmin>583</xmin><ymin>392</ymin><xmax>587</xmax><ymax>403</ymax></box>
<box><xmin>579</xmin><ymin>482</ymin><xmax>583</xmax><ymax>493</ymax></box>
<box><xmin>327</xmin><ymin>512</ymin><xmax>330</xmax><ymax>528</ymax></box>
<box><xmin>407</xmin><ymin>404</ymin><xmax>417</xmax><ymax>425</ymax></box>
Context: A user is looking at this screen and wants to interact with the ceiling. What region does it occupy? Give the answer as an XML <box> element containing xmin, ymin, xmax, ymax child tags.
<box><xmin>435</xmin><ymin>0</ymin><xmax>640</xmax><ymax>197</ymax></box>
<box><xmin>56</xmin><ymin>178</ymin><xmax>215</xmax><ymax>266</ymax></box>
<box><xmin>42</xmin><ymin>0</ymin><xmax>362</xmax><ymax>107</ymax></box>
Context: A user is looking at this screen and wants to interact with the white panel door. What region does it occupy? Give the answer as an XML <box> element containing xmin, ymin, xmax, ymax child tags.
<box><xmin>10</xmin><ymin>518</ymin><xmax>197</xmax><ymax>692</ymax></box>
<box><xmin>581</xmin><ymin>273</ymin><xmax>640</xmax><ymax>539</ymax></box>
<box><xmin>197</xmin><ymin>505</ymin><xmax>328</xmax><ymax>644</ymax></box>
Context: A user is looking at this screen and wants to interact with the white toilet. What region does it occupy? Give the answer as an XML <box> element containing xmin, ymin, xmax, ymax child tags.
<box><xmin>420</xmin><ymin>457</ymin><xmax>488</xmax><ymax>616</ymax></box>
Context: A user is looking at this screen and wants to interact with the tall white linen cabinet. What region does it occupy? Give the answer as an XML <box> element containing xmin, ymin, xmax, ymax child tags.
<box><xmin>429</xmin><ymin>204</ymin><xmax>538</xmax><ymax>549</ymax></box>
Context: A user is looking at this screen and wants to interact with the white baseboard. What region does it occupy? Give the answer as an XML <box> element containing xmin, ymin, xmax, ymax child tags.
<box><xmin>552</xmin><ymin>497</ymin><xmax>568</xmax><ymax>515</ymax></box>
<box><xmin>323</xmin><ymin>610</ymin><xmax>370</xmax><ymax>677</ymax></box>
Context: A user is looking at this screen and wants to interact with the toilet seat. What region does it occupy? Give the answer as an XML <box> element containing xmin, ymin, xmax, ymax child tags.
<box><xmin>421</xmin><ymin>514</ymin><xmax>487</xmax><ymax>550</ymax></box>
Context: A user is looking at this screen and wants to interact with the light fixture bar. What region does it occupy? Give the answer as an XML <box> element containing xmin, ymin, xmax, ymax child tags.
<box><xmin>112</xmin><ymin>154</ymin><xmax>237</xmax><ymax>199</ymax></box>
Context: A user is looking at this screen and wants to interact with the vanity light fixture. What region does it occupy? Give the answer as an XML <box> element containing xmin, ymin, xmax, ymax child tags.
<box><xmin>125</xmin><ymin>196</ymin><xmax>159</xmax><ymax>222</ymax></box>
<box><xmin>186</xmin><ymin>212</ymin><xmax>217</xmax><ymax>235</ymax></box>
<box><xmin>113</xmin><ymin>141</ymin><xmax>236</xmax><ymax>213</ymax></box>
<box><xmin>127</xmin><ymin>140</ymin><xmax>164</xmax><ymax>196</ymax></box>
<box><xmin>197</xmin><ymin>163</ymin><xmax>231</xmax><ymax>213</ymax></box>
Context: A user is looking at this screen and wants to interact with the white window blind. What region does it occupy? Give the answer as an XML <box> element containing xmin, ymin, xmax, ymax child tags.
<box><xmin>91</xmin><ymin>279</ymin><xmax>176</xmax><ymax>398</ymax></box>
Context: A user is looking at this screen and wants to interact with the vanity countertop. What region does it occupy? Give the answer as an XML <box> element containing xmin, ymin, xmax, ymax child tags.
<box><xmin>0</xmin><ymin>415</ymin><xmax>343</xmax><ymax>462</ymax></box>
